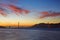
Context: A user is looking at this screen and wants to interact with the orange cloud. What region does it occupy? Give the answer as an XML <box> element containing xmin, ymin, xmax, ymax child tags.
<box><xmin>23</xmin><ymin>10</ymin><xmax>30</xmax><ymax>14</ymax></box>
<box><xmin>39</xmin><ymin>11</ymin><xmax>60</xmax><ymax>18</ymax></box>
<box><xmin>40</xmin><ymin>12</ymin><xmax>49</xmax><ymax>15</ymax></box>
<box><xmin>0</xmin><ymin>4</ymin><xmax>30</xmax><ymax>16</ymax></box>
<box><xmin>8</xmin><ymin>4</ymin><xmax>30</xmax><ymax>15</ymax></box>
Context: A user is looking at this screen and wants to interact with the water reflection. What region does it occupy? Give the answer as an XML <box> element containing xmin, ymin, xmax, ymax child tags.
<box><xmin>0</xmin><ymin>29</ymin><xmax>60</xmax><ymax>40</ymax></box>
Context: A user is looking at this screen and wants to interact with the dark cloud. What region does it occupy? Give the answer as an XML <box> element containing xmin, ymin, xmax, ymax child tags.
<box><xmin>0</xmin><ymin>8</ymin><xmax>7</xmax><ymax>16</ymax></box>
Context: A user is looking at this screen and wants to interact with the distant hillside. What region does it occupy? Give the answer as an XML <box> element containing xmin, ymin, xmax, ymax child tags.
<box><xmin>0</xmin><ymin>23</ymin><xmax>60</xmax><ymax>28</ymax></box>
<box><xmin>32</xmin><ymin>23</ymin><xmax>60</xmax><ymax>28</ymax></box>
<box><xmin>0</xmin><ymin>26</ymin><xmax>6</xmax><ymax>28</ymax></box>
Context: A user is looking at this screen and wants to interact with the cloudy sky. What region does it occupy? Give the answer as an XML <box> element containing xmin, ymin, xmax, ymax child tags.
<box><xmin>0</xmin><ymin>0</ymin><xmax>60</xmax><ymax>27</ymax></box>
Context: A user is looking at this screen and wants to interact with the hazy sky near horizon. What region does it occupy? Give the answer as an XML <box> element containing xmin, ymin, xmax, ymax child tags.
<box><xmin>0</xmin><ymin>0</ymin><xmax>60</xmax><ymax>27</ymax></box>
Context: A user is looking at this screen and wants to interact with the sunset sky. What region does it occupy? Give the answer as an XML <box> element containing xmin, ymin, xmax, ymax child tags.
<box><xmin>0</xmin><ymin>0</ymin><xmax>60</xmax><ymax>27</ymax></box>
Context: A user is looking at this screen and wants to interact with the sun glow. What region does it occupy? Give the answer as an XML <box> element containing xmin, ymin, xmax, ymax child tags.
<box><xmin>0</xmin><ymin>0</ymin><xmax>60</xmax><ymax>27</ymax></box>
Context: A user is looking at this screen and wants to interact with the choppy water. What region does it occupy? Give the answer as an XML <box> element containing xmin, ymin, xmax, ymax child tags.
<box><xmin>0</xmin><ymin>29</ymin><xmax>60</xmax><ymax>40</ymax></box>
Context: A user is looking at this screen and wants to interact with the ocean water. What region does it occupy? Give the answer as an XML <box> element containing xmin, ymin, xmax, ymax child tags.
<box><xmin>0</xmin><ymin>29</ymin><xmax>60</xmax><ymax>40</ymax></box>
